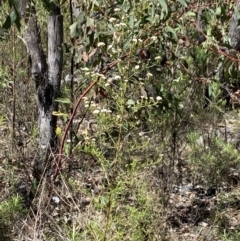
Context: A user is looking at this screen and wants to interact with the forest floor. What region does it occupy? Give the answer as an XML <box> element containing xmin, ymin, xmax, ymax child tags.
<box><xmin>1</xmin><ymin>112</ymin><xmax>240</xmax><ymax>240</ymax></box>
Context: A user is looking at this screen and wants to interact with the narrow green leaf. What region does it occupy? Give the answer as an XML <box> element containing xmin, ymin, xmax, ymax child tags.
<box><xmin>12</xmin><ymin>6</ymin><xmax>21</xmax><ymax>30</ymax></box>
<box><xmin>160</xmin><ymin>10</ymin><xmax>165</xmax><ymax>20</ymax></box>
<box><xmin>52</xmin><ymin>111</ymin><xmax>68</xmax><ymax>117</ymax></box>
<box><xmin>129</xmin><ymin>13</ymin><xmax>134</xmax><ymax>29</ymax></box>
<box><xmin>208</xmin><ymin>85</ymin><xmax>213</xmax><ymax>97</ymax></box>
<box><xmin>166</xmin><ymin>25</ymin><xmax>178</xmax><ymax>41</ymax></box>
<box><xmin>151</xmin><ymin>4</ymin><xmax>155</xmax><ymax>20</ymax></box>
<box><xmin>158</xmin><ymin>0</ymin><xmax>168</xmax><ymax>14</ymax></box>
<box><xmin>55</xmin><ymin>98</ymin><xmax>72</xmax><ymax>104</ymax></box>
<box><xmin>176</xmin><ymin>0</ymin><xmax>187</xmax><ymax>7</ymax></box>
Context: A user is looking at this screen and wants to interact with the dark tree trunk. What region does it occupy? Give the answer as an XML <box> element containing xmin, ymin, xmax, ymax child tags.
<box><xmin>196</xmin><ymin>7</ymin><xmax>206</xmax><ymax>44</ymax></box>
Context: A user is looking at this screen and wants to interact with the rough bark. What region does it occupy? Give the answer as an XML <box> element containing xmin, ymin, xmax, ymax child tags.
<box><xmin>23</xmin><ymin>5</ymin><xmax>63</xmax><ymax>157</ymax></box>
<box><xmin>229</xmin><ymin>0</ymin><xmax>240</xmax><ymax>50</ymax></box>
<box><xmin>196</xmin><ymin>7</ymin><xmax>206</xmax><ymax>44</ymax></box>
<box><xmin>23</xmin><ymin>9</ymin><xmax>49</xmax><ymax>153</ymax></box>
<box><xmin>47</xmin><ymin>13</ymin><xmax>63</xmax><ymax>148</ymax></box>
<box><xmin>19</xmin><ymin>0</ymin><xmax>27</xmax><ymax>17</ymax></box>
<box><xmin>69</xmin><ymin>0</ymin><xmax>80</xmax><ymax>17</ymax></box>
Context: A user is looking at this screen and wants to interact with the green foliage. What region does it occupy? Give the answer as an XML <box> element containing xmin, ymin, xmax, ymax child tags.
<box><xmin>221</xmin><ymin>231</ymin><xmax>240</xmax><ymax>241</ymax></box>
<box><xmin>187</xmin><ymin>132</ymin><xmax>240</xmax><ymax>184</ymax></box>
<box><xmin>0</xmin><ymin>0</ymin><xmax>21</xmax><ymax>39</ymax></box>
<box><xmin>0</xmin><ymin>195</ymin><xmax>25</xmax><ymax>222</ymax></box>
<box><xmin>85</xmin><ymin>170</ymin><xmax>157</xmax><ymax>241</ymax></box>
<box><xmin>1</xmin><ymin>0</ymin><xmax>240</xmax><ymax>240</ymax></box>
<box><xmin>0</xmin><ymin>195</ymin><xmax>25</xmax><ymax>239</ymax></box>
<box><xmin>0</xmin><ymin>66</ymin><xmax>12</xmax><ymax>90</ymax></box>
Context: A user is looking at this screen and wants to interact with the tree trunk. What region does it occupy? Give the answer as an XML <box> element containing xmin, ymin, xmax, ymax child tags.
<box><xmin>229</xmin><ymin>0</ymin><xmax>240</xmax><ymax>50</ymax></box>
<box><xmin>23</xmin><ymin>5</ymin><xmax>63</xmax><ymax>160</ymax></box>
<box><xmin>23</xmin><ymin>8</ymin><xmax>48</xmax><ymax>153</ymax></box>
<box><xmin>46</xmin><ymin>10</ymin><xmax>63</xmax><ymax>150</ymax></box>
<box><xmin>196</xmin><ymin>7</ymin><xmax>206</xmax><ymax>44</ymax></box>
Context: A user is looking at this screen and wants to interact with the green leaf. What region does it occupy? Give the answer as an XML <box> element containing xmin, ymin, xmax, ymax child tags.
<box><xmin>87</xmin><ymin>17</ymin><xmax>94</xmax><ymax>27</ymax></box>
<box><xmin>9</xmin><ymin>8</ymin><xmax>17</xmax><ymax>22</ymax></box>
<box><xmin>134</xmin><ymin>20</ymin><xmax>141</xmax><ymax>28</ymax></box>
<box><xmin>151</xmin><ymin>3</ymin><xmax>155</xmax><ymax>19</ymax></box>
<box><xmin>173</xmin><ymin>77</ymin><xmax>181</xmax><ymax>82</ymax></box>
<box><xmin>129</xmin><ymin>12</ymin><xmax>134</xmax><ymax>29</ymax></box>
<box><xmin>157</xmin><ymin>0</ymin><xmax>168</xmax><ymax>14</ymax></box>
<box><xmin>107</xmin><ymin>23</ymin><xmax>115</xmax><ymax>32</ymax></box>
<box><xmin>233</xmin><ymin>6</ymin><xmax>240</xmax><ymax>20</ymax></box>
<box><xmin>176</xmin><ymin>0</ymin><xmax>187</xmax><ymax>7</ymax></box>
<box><xmin>178</xmin><ymin>103</ymin><xmax>184</xmax><ymax>109</ymax></box>
<box><xmin>126</xmin><ymin>99</ymin><xmax>135</xmax><ymax>106</ymax></box>
<box><xmin>40</xmin><ymin>0</ymin><xmax>52</xmax><ymax>11</ymax></box>
<box><xmin>2</xmin><ymin>15</ymin><xmax>11</xmax><ymax>30</ymax></box>
<box><xmin>12</xmin><ymin>6</ymin><xmax>21</xmax><ymax>30</ymax></box>
<box><xmin>70</xmin><ymin>21</ymin><xmax>79</xmax><ymax>38</ymax></box>
<box><xmin>185</xmin><ymin>11</ymin><xmax>196</xmax><ymax>17</ymax></box>
<box><xmin>122</xmin><ymin>0</ymin><xmax>130</xmax><ymax>13</ymax></box>
<box><xmin>208</xmin><ymin>85</ymin><xmax>213</xmax><ymax>97</ymax></box>
<box><xmin>52</xmin><ymin>111</ymin><xmax>68</xmax><ymax>117</ymax></box>
<box><xmin>215</xmin><ymin>6</ymin><xmax>221</xmax><ymax>16</ymax></box>
<box><xmin>166</xmin><ymin>25</ymin><xmax>178</xmax><ymax>41</ymax></box>
<box><xmin>2</xmin><ymin>7</ymin><xmax>21</xmax><ymax>32</ymax></box>
<box><xmin>55</xmin><ymin>98</ymin><xmax>72</xmax><ymax>104</ymax></box>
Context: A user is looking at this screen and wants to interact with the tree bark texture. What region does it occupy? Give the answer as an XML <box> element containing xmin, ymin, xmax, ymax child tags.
<box><xmin>196</xmin><ymin>7</ymin><xmax>206</xmax><ymax>44</ymax></box>
<box><xmin>47</xmin><ymin>14</ymin><xmax>63</xmax><ymax>148</ymax></box>
<box><xmin>23</xmin><ymin>6</ymin><xmax>63</xmax><ymax>156</ymax></box>
<box><xmin>69</xmin><ymin>0</ymin><xmax>80</xmax><ymax>17</ymax></box>
<box><xmin>229</xmin><ymin>0</ymin><xmax>240</xmax><ymax>50</ymax></box>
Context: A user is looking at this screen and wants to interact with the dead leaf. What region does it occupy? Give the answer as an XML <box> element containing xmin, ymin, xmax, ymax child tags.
<box><xmin>82</xmin><ymin>51</ymin><xmax>88</xmax><ymax>62</ymax></box>
<box><xmin>89</xmin><ymin>48</ymin><xmax>98</xmax><ymax>58</ymax></box>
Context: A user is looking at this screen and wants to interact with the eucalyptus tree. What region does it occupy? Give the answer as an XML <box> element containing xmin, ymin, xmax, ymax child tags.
<box><xmin>18</xmin><ymin>1</ymin><xmax>63</xmax><ymax>179</ymax></box>
<box><xmin>0</xmin><ymin>0</ymin><xmax>64</xmax><ymax>178</ymax></box>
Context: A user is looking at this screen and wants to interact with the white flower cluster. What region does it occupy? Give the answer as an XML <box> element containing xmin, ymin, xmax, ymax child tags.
<box><xmin>97</xmin><ymin>42</ymin><xmax>105</xmax><ymax>47</ymax></box>
<box><xmin>92</xmin><ymin>108</ymin><xmax>112</xmax><ymax>114</ymax></box>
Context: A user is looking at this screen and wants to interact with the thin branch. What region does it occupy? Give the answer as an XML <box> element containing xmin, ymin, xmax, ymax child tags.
<box><xmin>52</xmin><ymin>53</ymin><xmax>129</xmax><ymax>182</ymax></box>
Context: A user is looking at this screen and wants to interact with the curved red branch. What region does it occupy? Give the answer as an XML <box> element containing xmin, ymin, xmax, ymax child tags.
<box><xmin>52</xmin><ymin>80</ymin><xmax>97</xmax><ymax>181</ymax></box>
<box><xmin>52</xmin><ymin>53</ymin><xmax>129</xmax><ymax>182</ymax></box>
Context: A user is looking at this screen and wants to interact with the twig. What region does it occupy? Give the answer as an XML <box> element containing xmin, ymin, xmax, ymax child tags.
<box><xmin>52</xmin><ymin>80</ymin><xmax>97</xmax><ymax>181</ymax></box>
<box><xmin>52</xmin><ymin>53</ymin><xmax>129</xmax><ymax>182</ymax></box>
